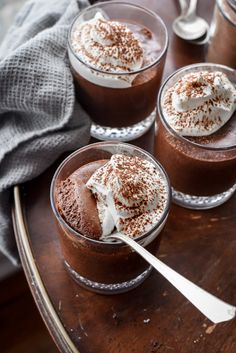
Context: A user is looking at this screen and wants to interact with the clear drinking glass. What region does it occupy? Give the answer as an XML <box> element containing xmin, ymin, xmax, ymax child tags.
<box><xmin>50</xmin><ymin>142</ymin><xmax>171</xmax><ymax>294</ymax></box>
<box><xmin>207</xmin><ymin>0</ymin><xmax>236</xmax><ymax>69</ymax></box>
<box><xmin>156</xmin><ymin>63</ymin><xmax>236</xmax><ymax>210</ymax></box>
<box><xmin>68</xmin><ymin>1</ymin><xmax>168</xmax><ymax>142</ymax></box>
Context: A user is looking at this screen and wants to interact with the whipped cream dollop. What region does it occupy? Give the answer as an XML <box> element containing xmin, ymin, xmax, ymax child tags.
<box><xmin>70</xmin><ymin>13</ymin><xmax>144</xmax><ymax>88</ymax></box>
<box><xmin>163</xmin><ymin>70</ymin><xmax>236</xmax><ymax>136</ymax></box>
<box><xmin>86</xmin><ymin>154</ymin><xmax>168</xmax><ymax>238</ymax></box>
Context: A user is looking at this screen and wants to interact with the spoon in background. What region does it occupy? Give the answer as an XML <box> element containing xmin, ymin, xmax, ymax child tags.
<box><xmin>108</xmin><ymin>232</ymin><xmax>236</xmax><ymax>324</ymax></box>
<box><xmin>188</xmin><ymin>29</ymin><xmax>210</xmax><ymax>45</ymax></box>
<box><xmin>173</xmin><ymin>0</ymin><xmax>189</xmax><ymax>22</ymax></box>
<box><xmin>173</xmin><ymin>0</ymin><xmax>209</xmax><ymax>41</ymax></box>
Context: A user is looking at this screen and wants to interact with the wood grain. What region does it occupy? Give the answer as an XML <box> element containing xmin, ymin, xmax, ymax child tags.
<box><xmin>0</xmin><ymin>271</ymin><xmax>58</xmax><ymax>353</ymax></box>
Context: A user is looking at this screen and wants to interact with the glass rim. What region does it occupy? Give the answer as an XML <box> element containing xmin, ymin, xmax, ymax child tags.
<box><xmin>67</xmin><ymin>1</ymin><xmax>169</xmax><ymax>76</ymax></box>
<box><xmin>216</xmin><ymin>0</ymin><xmax>236</xmax><ymax>27</ymax></box>
<box><xmin>157</xmin><ymin>62</ymin><xmax>236</xmax><ymax>152</ymax></box>
<box><xmin>50</xmin><ymin>141</ymin><xmax>171</xmax><ymax>247</ymax></box>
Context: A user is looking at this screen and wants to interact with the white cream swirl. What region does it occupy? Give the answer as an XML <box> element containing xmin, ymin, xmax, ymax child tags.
<box><xmin>163</xmin><ymin>70</ymin><xmax>236</xmax><ymax>136</ymax></box>
<box><xmin>86</xmin><ymin>154</ymin><xmax>168</xmax><ymax>238</ymax></box>
<box><xmin>70</xmin><ymin>12</ymin><xmax>144</xmax><ymax>88</ymax></box>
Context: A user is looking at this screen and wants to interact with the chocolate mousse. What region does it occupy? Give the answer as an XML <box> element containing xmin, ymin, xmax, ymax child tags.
<box><xmin>155</xmin><ymin>66</ymin><xmax>236</xmax><ymax>201</ymax></box>
<box><xmin>207</xmin><ymin>0</ymin><xmax>236</xmax><ymax>69</ymax></box>
<box><xmin>56</xmin><ymin>160</ymin><xmax>107</xmax><ymax>239</ymax></box>
<box><xmin>68</xmin><ymin>5</ymin><xmax>168</xmax><ymax>128</ymax></box>
<box><xmin>52</xmin><ymin>145</ymin><xmax>170</xmax><ymax>292</ymax></box>
<box><xmin>56</xmin><ymin>154</ymin><xmax>168</xmax><ymax>239</ymax></box>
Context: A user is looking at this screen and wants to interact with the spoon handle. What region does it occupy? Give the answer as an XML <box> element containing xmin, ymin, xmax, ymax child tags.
<box><xmin>178</xmin><ymin>0</ymin><xmax>188</xmax><ymax>16</ymax></box>
<box><xmin>186</xmin><ymin>0</ymin><xmax>198</xmax><ymax>17</ymax></box>
<box><xmin>111</xmin><ymin>233</ymin><xmax>236</xmax><ymax>324</ymax></box>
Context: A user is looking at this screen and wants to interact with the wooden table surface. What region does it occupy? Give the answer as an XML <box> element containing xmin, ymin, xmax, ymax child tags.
<box><xmin>13</xmin><ymin>1</ymin><xmax>236</xmax><ymax>353</ymax></box>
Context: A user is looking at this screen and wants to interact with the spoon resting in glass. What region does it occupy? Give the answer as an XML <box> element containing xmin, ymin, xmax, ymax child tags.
<box><xmin>107</xmin><ymin>232</ymin><xmax>236</xmax><ymax>324</ymax></box>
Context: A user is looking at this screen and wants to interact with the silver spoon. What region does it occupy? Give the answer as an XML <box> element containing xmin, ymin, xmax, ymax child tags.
<box><xmin>173</xmin><ymin>0</ymin><xmax>209</xmax><ymax>41</ymax></box>
<box><xmin>108</xmin><ymin>232</ymin><xmax>236</xmax><ymax>324</ymax></box>
<box><xmin>188</xmin><ymin>29</ymin><xmax>210</xmax><ymax>45</ymax></box>
<box><xmin>172</xmin><ymin>0</ymin><xmax>189</xmax><ymax>31</ymax></box>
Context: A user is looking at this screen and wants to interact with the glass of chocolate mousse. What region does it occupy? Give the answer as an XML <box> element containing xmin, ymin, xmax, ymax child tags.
<box><xmin>207</xmin><ymin>0</ymin><xmax>236</xmax><ymax>69</ymax></box>
<box><xmin>156</xmin><ymin>63</ymin><xmax>236</xmax><ymax>210</ymax></box>
<box><xmin>50</xmin><ymin>142</ymin><xmax>171</xmax><ymax>294</ymax></box>
<box><xmin>68</xmin><ymin>2</ymin><xmax>168</xmax><ymax>144</ymax></box>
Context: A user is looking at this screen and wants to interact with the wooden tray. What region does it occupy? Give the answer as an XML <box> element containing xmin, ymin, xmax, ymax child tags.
<box><xmin>13</xmin><ymin>1</ymin><xmax>236</xmax><ymax>352</ymax></box>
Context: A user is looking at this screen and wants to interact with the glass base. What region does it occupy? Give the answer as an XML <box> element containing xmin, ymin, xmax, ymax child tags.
<box><xmin>90</xmin><ymin>110</ymin><xmax>156</xmax><ymax>142</ymax></box>
<box><xmin>172</xmin><ymin>184</ymin><xmax>236</xmax><ymax>210</ymax></box>
<box><xmin>64</xmin><ymin>261</ymin><xmax>152</xmax><ymax>294</ymax></box>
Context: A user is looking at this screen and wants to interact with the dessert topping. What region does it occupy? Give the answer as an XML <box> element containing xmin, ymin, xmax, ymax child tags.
<box><xmin>86</xmin><ymin>154</ymin><xmax>168</xmax><ymax>238</ymax></box>
<box><xmin>163</xmin><ymin>70</ymin><xmax>236</xmax><ymax>136</ymax></box>
<box><xmin>71</xmin><ymin>13</ymin><xmax>144</xmax><ymax>74</ymax></box>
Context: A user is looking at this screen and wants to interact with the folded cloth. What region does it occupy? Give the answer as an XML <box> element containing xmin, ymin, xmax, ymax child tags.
<box><xmin>0</xmin><ymin>0</ymin><xmax>91</xmax><ymax>265</ymax></box>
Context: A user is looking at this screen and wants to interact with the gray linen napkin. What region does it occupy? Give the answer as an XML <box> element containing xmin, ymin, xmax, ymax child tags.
<box><xmin>0</xmin><ymin>0</ymin><xmax>91</xmax><ymax>265</ymax></box>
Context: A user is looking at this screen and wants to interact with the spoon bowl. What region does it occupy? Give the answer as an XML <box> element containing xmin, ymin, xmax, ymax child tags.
<box><xmin>188</xmin><ymin>28</ymin><xmax>210</xmax><ymax>45</ymax></box>
<box><xmin>173</xmin><ymin>15</ymin><xmax>209</xmax><ymax>40</ymax></box>
<box><xmin>173</xmin><ymin>0</ymin><xmax>209</xmax><ymax>41</ymax></box>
